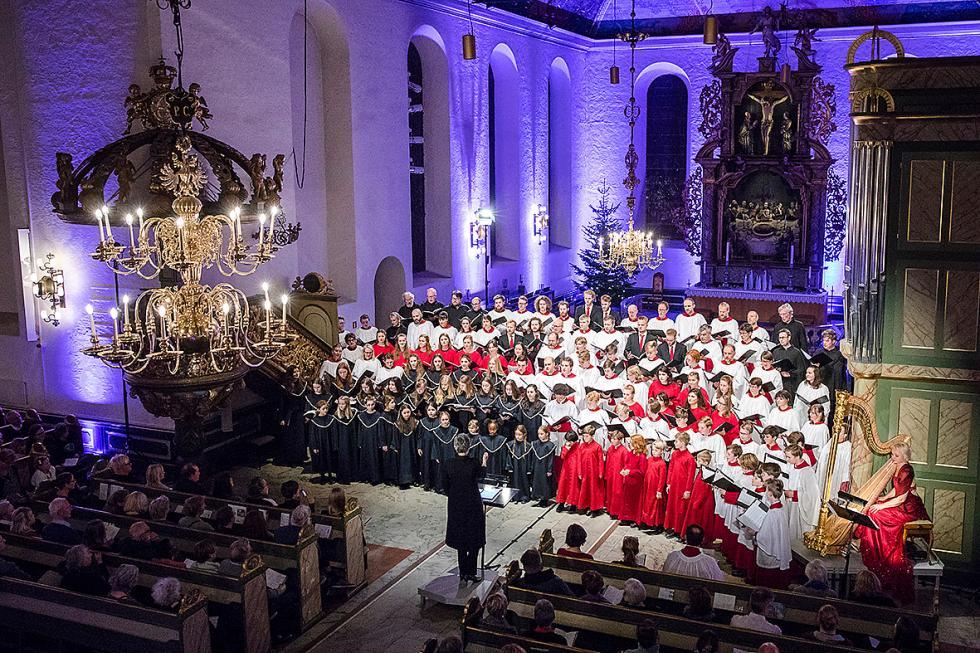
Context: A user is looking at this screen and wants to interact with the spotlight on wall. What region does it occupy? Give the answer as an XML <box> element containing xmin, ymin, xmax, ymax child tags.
<box><xmin>470</xmin><ymin>207</ymin><xmax>495</xmax><ymax>256</ymax></box>
<box><xmin>463</xmin><ymin>1</ymin><xmax>477</xmax><ymax>60</ymax></box>
<box><xmin>532</xmin><ymin>204</ymin><xmax>550</xmax><ymax>244</ymax></box>
<box><xmin>31</xmin><ymin>253</ymin><xmax>66</xmax><ymax>326</ymax></box>
<box><xmin>703</xmin><ymin>15</ymin><xmax>718</xmax><ymax>44</ymax></box>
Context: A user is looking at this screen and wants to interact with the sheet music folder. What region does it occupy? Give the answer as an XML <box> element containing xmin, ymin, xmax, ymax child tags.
<box><xmin>827</xmin><ymin>500</ymin><xmax>878</xmax><ymax>531</ymax></box>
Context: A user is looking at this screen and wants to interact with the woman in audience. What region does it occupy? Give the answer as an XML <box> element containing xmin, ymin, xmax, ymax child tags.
<box><xmin>851</xmin><ymin>569</ymin><xmax>897</xmax><ymax>607</ymax></box>
<box><xmin>108</xmin><ymin>563</ymin><xmax>140</xmax><ymax>602</ymax></box>
<box><xmin>123</xmin><ymin>491</ymin><xmax>149</xmax><ymax>516</ymax></box>
<box><xmin>212</xmin><ymin>471</ymin><xmax>239</xmax><ymax>500</ymax></box>
<box><xmin>579</xmin><ymin>569</ymin><xmax>610</xmax><ymax>603</ymax></box>
<box><xmin>615</xmin><ymin>535</ymin><xmax>643</xmax><ymax>567</ymax></box>
<box><xmin>30</xmin><ymin>454</ymin><xmax>57</xmax><ymax>488</ymax></box>
<box><xmin>557</xmin><ymin>523</ymin><xmax>593</xmax><ymax>559</ymax></box>
<box><xmin>247</xmin><ymin>476</ymin><xmax>279</xmax><ymax>506</ymax></box>
<box><xmin>83</xmin><ymin>519</ymin><xmax>114</xmax><ymax>551</ymax></box>
<box><xmin>0</xmin><ymin>500</ymin><xmax>13</xmax><ymax>523</ymax></box>
<box><xmin>213</xmin><ymin>505</ymin><xmax>236</xmax><ymax>534</ymax></box>
<box><xmin>789</xmin><ymin>559</ymin><xmax>837</xmax><ymax>598</ymax></box>
<box><xmin>145</xmin><ymin>463</ymin><xmax>170</xmax><ymax>491</ymax></box>
<box><xmin>811</xmin><ymin>604</ymin><xmax>849</xmax><ymax>644</ymax></box>
<box><xmin>60</xmin><ymin>544</ymin><xmax>110</xmax><ymax>595</ymax></box>
<box><xmin>104</xmin><ymin>489</ymin><xmax>130</xmax><ymax>514</ymax></box>
<box><xmin>185</xmin><ymin>538</ymin><xmax>220</xmax><ymax>572</ymax></box>
<box><xmin>621</xmin><ymin>578</ymin><xmax>647</xmax><ymax>608</ymax></box>
<box><xmin>326</xmin><ymin>487</ymin><xmax>347</xmax><ymax>517</ymax></box>
<box><xmin>241</xmin><ymin>510</ymin><xmax>273</xmax><ymax>540</ymax></box>
<box><xmin>178</xmin><ymin>495</ymin><xmax>214</xmax><ymax>531</ymax></box>
<box><xmin>10</xmin><ymin>507</ymin><xmax>38</xmax><ymax>537</ymax></box>
<box><xmin>147</xmin><ymin>495</ymin><xmax>172</xmax><ymax>522</ymax></box>
<box><xmin>150</xmin><ymin>576</ymin><xmax>182</xmax><ymax>611</ymax></box>
<box><xmin>683</xmin><ymin>585</ymin><xmax>716</xmax><ymax>621</ymax></box>
<box><xmin>693</xmin><ymin>630</ymin><xmax>720</xmax><ymax>653</ymax></box>
<box><xmin>481</xmin><ymin>591</ymin><xmax>517</xmax><ymax>633</ymax></box>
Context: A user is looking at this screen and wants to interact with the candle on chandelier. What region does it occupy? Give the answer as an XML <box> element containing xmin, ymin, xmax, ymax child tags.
<box><xmin>102</xmin><ymin>206</ymin><xmax>113</xmax><ymax>242</ymax></box>
<box><xmin>175</xmin><ymin>217</ymin><xmax>185</xmax><ymax>257</ymax></box>
<box><xmin>122</xmin><ymin>295</ymin><xmax>131</xmax><ymax>327</ymax></box>
<box><xmin>94</xmin><ymin>212</ymin><xmax>106</xmax><ymax>244</ymax></box>
<box><xmin>221</xmin><ymin>302</ymin><xmax>230</xmax><ymax>337</ymax></box>
<box><xmin>109</xmin><ymin>307</ymin><xmax>119</xmax><ymax>341</ymax></box>
<box><xmin>125</xmin><ymin>214</ymin><xmax>135</xmax><ymax>249</ymax></box>
<box><xmin>262</xmin><ymin>281</ymin><xmax>270</xmax><ymax>305</ymax></box>
<box><xmin>85</xmin><ymin>304</ymin><xmax>96</xmax><ymax>339</ymax></box>
<box><xmin>657</xmin><ymin>239</ymin><xmax>663</xmax><ymax>257</ymax></box>
<box><xmin>157</xmin><ymin>305</ymin><xmax>167</xmax><ymax>341</ymax></box>
<box><xmin>263</xmin><ymin>299</ymin><xmax>272</xmax><ymax>337</ymax></box>
<box><xmin>268</xmin><ymin>206</ymin><xmax>277</xmax><ymax>240</ymax></box>
<box><xmin>280</xmin><ymin>294</ymin><xmax>288</xmax><ymax>324</ymax></box>
<box><xmin>725</xmin><ymin>242</ymin><xmax>731</xmax><ymax>265</ymax></box>
<box><xmin>258</xmin><ymin>214</ymin><xmax>266</xmax><ymax>246</ymax></box>
<box><xmin>136</xmin><ymin>207</ymin><xmax>144</xmax><ymax>237</ymax></box>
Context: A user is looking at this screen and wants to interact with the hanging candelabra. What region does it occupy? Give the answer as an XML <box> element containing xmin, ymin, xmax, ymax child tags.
<box><xmin>597</xmin><ymin>0</ymin><xmax>665</xmax><ymax>276</ymax></box>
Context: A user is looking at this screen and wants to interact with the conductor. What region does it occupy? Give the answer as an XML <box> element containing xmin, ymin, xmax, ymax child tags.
<box><xmin>443</xmin><ymin>434</ymin><xmax>488</xmax><ymax>583</ymax></box>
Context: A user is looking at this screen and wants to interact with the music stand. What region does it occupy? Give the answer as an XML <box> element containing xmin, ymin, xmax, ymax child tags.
<box><xmin>478</xmin><ymin>480</ymin><xmax>517</xmax><ymax>579</ymax></box>
<box><xmin>827</xmin><ymin>499</ymin><xmax>878</xmax><ymax>598</ymax></box>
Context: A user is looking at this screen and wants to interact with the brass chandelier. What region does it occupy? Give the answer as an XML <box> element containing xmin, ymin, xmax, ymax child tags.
<box><xmin>598</xmin><ymin>0</ymin><xmax>665</xmax><ymax>275</ymax></box>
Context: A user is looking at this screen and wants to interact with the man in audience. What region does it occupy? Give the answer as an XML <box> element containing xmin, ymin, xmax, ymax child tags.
<box><xmin>770</xmin><ymin>303</ymin><xmax>807</xmax><ymax>351</ymax></box>
<box><xmin>247</xmin><ymin>476</ymin><xmax>279</xmax><ymax>506</ymax></box>
<box><xmin>661</xmin><ymin>525</ymin><xmax>724</xmax><ymax>581</ymax></box>
<box><xmin>0</xmin><ymin>534</ymin><xmax>30</xmax><ymax>580</ymax></box>
<box><xmin>624</xmin><ymin>619</ymin><xmax>660</xmax><ymax>653</ymax></box>
<box><xmin>512</xmin><ymin>548</ymin><xmax>572</xmax><ymax>595</ymax></box>
<box><xmin>116</xmin><ymin>520</ymin><xmax>168</xmax><ymax>559</ymax></box>
<box><xmin>41</xmin><ymin>497</ymin><xmax>81</xmax><ymax>545</ymax></box>
<box><xmin>279</xmin><ymin>480</ymin><xmax>306</xmax><ymax>510</ymax></box>
<box><xmin>523</xmin><ymin>598</ymin><xmax>567</xmax><ymax>645</ymax></box>
<box><xmin>174</xmin><ymin>462</ymin><xmax>205</xmax><ymax>494</ymax></box>
<box><xmin>105</xmin><ymin>454</ymin><xmax>134</xmax><ymax>481</ymax></box>
<box><xmin>177</xmin><ymin>495</ymin><xmax>214</xmax><ymax>531</ymax></box>
<box><xmin>730</xmin><ymin>587</ymin><xmax>782</xmax><ymax>636</ymax></box>
<box><xmin>219</xmin><ymin>538</ymin><xmax>254</xmax><ymax>576</ymax></box>
<box><xmin>579</xmin><ymin>569</ymin><xmax>610</xmax><ymax>603</ymax></box>
<box><xmin>151</xmin><ymin>576</ymin><xmax>183</xmax><ymax>610</ymax></box>
<box><xmin>59</xmin><ymin>544</ymin><xmax>110</xmax><ymax>595</ymax></box>
<box><xmin>275</xmin><ymin>504</ymin><xmax>311</xmax><ymax>545</ymax></box>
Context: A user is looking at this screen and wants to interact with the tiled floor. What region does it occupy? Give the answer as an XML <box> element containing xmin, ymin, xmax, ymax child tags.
<box><xmin>229</xmin><ymin>462</ymin><xmax>980</xmax><ymax>653</ymax></box>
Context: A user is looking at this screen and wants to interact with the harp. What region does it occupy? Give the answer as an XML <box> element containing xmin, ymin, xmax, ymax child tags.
<box><xmin>803</xmin><ymin>390</ymin><xmax>910</xmax><ymax>555</ymax></box>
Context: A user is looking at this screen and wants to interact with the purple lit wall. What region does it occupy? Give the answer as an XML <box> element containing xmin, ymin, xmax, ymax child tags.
<box><xmin>0</xmin><ymin>0</ymin><xmax>977</xmax><ymax>427</ymax></box>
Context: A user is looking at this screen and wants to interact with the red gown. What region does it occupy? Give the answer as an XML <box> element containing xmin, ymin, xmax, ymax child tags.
<box><xmin>664</xmin><ymin>448</ymin><xmax>696</xmax><ymax>533</ymax></box>
<box><xmin>856</xmin><ymin>464</ymin><xmax>929</xmax><ymax>604</ymax></box>
<box><xmin>619</xmin><ymin>451</ymin><xmax>646</xmax><ymax>522</ymax></box>
<box><xmin>682</xmin><ymin>467</ymin><xmax>717</xmax><ymax>542</ymax></box>
<box><xmin>604</xmin><ymin>444</ymin><xmax>628</xmax><ymax>518</ymax></box>
<box><xmin>647</xmin><ymin>380</ymin><xmax>680</xmax><ymax>406</ymax></box>
<box><xmin>638</xmin><ymin>455</ymin><xmax>667</xmax><ymax>527</ymax></box>
<box><xmin>711</xmin><ymin>411</ymin><xmax>740</xmax><ymax>444</ymax></box>
<box><xmin>555</xmin><ymin>443</ymin><xmax>580</xmax><ymax>505</ymax></box>
<box><xmin>572</xmin><ymin>440</ymin><xmax>605</xmax><ymax>511</ymax></box>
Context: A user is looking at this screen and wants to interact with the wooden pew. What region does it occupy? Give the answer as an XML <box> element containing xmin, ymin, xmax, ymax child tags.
<box><xmin>89</xmin><ymin>475</ymin><xmax>368</xmax><ymax>592</ymax></box>
<box><xmin>34</xmin><ymin>503</ymin><xmax>324</xmax><ymax>631</ymax></box>
<box><xmin>0</xmin><ymin>530</ymin><xmax>271</xmax><ymax>653</ymax></box>
<box><xmin>0</xmin><ymin>575</ymin><xmax>210</xmax><ymax>653</ymax></box>
<box><xmin>537</xmin><ymin>529</ymin><xmax>938</xmax><ymax>649</ymax></box>
<box><xmin>504</xmin><ymin>585</ymin><xmax>875</xmax><ymax>653</ymax></box>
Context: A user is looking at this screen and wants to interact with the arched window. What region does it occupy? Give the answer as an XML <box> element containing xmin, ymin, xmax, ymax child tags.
<box><xmin>488</xmin><ymin>44</ymin><xmax>520</xmax><ymax>261</ymax></box>
<box><xmin>548</xmin><ymin>58</ymin><xmax>572</xmax><ymax>249</ymax></box>
<box><xmin>644</xmin><ymin>74</ymin><xmax>687</xmax><ymax>239</ymax></box>
<box><xmin>408</xmin><ymin>43</ymin><xmax>426</xmax><ymax>273</ymax></box>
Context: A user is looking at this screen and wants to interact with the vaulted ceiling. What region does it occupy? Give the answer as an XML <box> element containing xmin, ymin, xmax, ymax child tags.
<box><xmin>475</xmin><ymin>0</ymin><xmax>980</xmax><ymax>37</ymax></box>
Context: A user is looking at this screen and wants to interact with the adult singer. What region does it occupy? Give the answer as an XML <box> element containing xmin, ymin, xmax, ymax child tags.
<box><xmin>443</xmin><ymin>435</ymin><xmax>488</xmax><ymax>583</ymax></box>
<box><xmin>855</xmin><ymin>442</ymin><xmax>929</xmax><ymax>604</ymax></box>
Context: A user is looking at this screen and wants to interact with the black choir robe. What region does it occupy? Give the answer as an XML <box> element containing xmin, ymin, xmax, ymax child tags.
<box><xmin>478</xmin><ymin>434</ymin><xmax>509</xmax><ymax>477</ymax></box>
<box><xmin>452</xmin><ymin>396</ymin><xmax>478</xmax><ymax>431</ymax></box>
<box><xmin>329</xmin><ymin>412</ymin><xmax>357</xmax><ymax>484</ymax></box>
<box><xmin>306</xmin><ymin>413</ymin><xmax>332</xmax><ymax>477</ymax></box>
<box><xmin>356</xmin><ymin>412</ymin><xmax>387</xmax><ymax>484</ymax></box>
<box><xmin>417</xmin><ymin>417</ymin><xmax>441</xmax><ymax>488</ymax></box>
<box><xmin>277</xmin><ymin>386</ymin><xmax>308</xmax><ymax>466</ymax></box>
<box><xmin>390</xmin><ymin>422</ymin><xmax>418</xmax><ymax>486</ymax></box>
<box><xmin>519</xmin><ymin>400</ymin><xmax>546</xmax><ymax>439</ymax></box>
<box><xmin>507</xmin><ymin>440</ymin><xmax>534</xmax><ymax>501</ymax></box>
<box><xmin>431</xmin><ymin>425</ymin><xmax>459</xmax><ymax>493</ymax></box>
<box><xmin>531</xmin><ymin>439</ymin><xmax>557</xmax><ymax>501</ymax></box>
<box><xmin>773</xmin><ymin>344</ymin><xmax>808</xmax><ymax>396</ymax></box>
<box><xmin>496</xmin><ymin>396</ymin><xmax>521</xmax><ymax>437</ymax></box>
<box><xmin>474</xmin><ymin>394</ymin><xmax>497</xmax><ymax>423</ymax></box>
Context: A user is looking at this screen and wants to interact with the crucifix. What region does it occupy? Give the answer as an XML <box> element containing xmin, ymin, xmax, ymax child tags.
<box><xmin>747</xmin><ymin>82</ymin><xmax>789</xmax><ymax>155</ymax></box>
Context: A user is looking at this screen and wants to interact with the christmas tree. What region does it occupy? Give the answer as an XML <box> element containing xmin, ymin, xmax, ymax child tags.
<box><xmin>571</xmin><ymin>180</ymin><xmax>636</xmax><ymax>303</ymax></box>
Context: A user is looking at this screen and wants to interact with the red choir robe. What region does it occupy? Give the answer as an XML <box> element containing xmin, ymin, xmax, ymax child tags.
<box><xmin>856</xmin><ymin>464</ymin><xmax>930</xmax><ymax>604</ymax></box>
<box><xmin>734</xmin><ymin>470</ymin><xmax>759</xmax><ymax>572</ymax></box>
<box><xmin>754</xmin><ymin>501</ymin><xmax>794</xmax><ymax>589</ymax></box>
<box><xmin>555</xmin><ymin>442</ymin><xmax>580</xmax><ymax>506</ymax></box>
<box><xmin>647</xmin><ymin>380</ymin><xmax>680</xmax><ymax>406</ymax></box>
<box><xmin>638</xmin><ymin>455</ymin><xmax>667</xmax><ymax>527</ymax></box>
<box><xmin>604</xmin><ymin>443</ymin><xmax>628</xmax><ymax>518</ymax></box>
<box><xmin>682</xmin><ymin>466</ymin><xmax>718</xmax><ymax>543</ymax></box>
<box><xmin>719</xmin><ymin>460</ymin><xmax>743</xmax><ymax>560</ymax></box>
<box><xmin>664</xmin><ymin>448</ymin><xmax>696</xmax><ymax>533</ymax></box>
<box><xmin>571</xmin><ymin>440</ymin><xmax>605</xmax><ymax>511</ymax></box>
<box><xmin>711</xmin><ymin>411</ymin><xmax>740</xmax><ymax>445</ymax></box>
<box><xmin>619</xmin><ymin>451</ymin><xmax>646</xmax><ymax>522</ymax></box>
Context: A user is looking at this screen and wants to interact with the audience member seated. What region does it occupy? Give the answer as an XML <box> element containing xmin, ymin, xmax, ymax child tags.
<box><xmin>0</xmin><ymin>534</ymin><xmax>30</xmax><ymax>580</ymax></box>
<box><xmin>0</xmin><ymin>500</ymin><xmax>13</xmax><ymax>523</ymax></box>
<box><xmin>242</xmin><ymin>509</ymin><xmax>274</xmax><ymax>540</ymax></box>
<box><xmin>247</xmin><ymin>477</ymin><xmax>279</xmax><ymax>506</ymax></box>
<box><xmin>622</xmin><ymin>578</ymin><xmax>647</xmax><ymax>608</ymax></box>
<box><xmin>730</xmin><ymin>587</ymin><xmax>781</xmax><ymax>653</ymax></box>
<box><xmin>325</xmin><ymin>487</ymin><xmax>347</xmax><ymax>517</ymax></box>
<box><xmin>213</xmin><ymin>505</ymin><xmax>236</xmax><ymax>534</ymax></box>
<box><xmin>104</xmin><ymin>489</ymin><xmax>130</xmax><ymax>514</ymax></box>
<box><xmin>178</xmin><ymin>495</ymin><xmax>214</xmax><ymax>531</ymax></box>
<box><xmin>850</xmin><ymin>570</ymin><xmax>897</xmax><ymax>607</ymax></box>
<box><xmin>108</xmin><ymin>563</ymin><xmax>140</xmax><ymax>602</ymax></box>
<box><xmin>623</xmin><ymin>619</ymin><xmax>659</xmax><ymax>653</ymax></box>
<box><xmin>757</xmin><ymin>644</ymin><xmax>780</xmax><ymax>653</ymax></box>
<box><xmin>693</xmin><ymin>630</ymin><xmax>720</xmax><ymax>653</ymax></box>
<box><xmin>481</xmin><ymin>591</ymin><xmax>517</xmax><ymax>634</ymax></box>
<box><xmin>891</xmin><ymin>616</ymin><xmax>921</xmax><ymax>653</ymax></box>
<box><xmin>513</xmin><ymin>548</ymin><xmax>572</xmax><ymax>596</ymax></box>
<box><xmin>661</xmin><ymin>525</ymin><xmax>723</xmax><ymax>581</ymax></box>
<box><xmin>185</xmin><ymin>538</ymin><xmax>220</xmax><ymax>572</ymax></box>
<box><xmin>218</xmin><ymin>538</ymin><xmax>253</xmax><ymax>576</ymax></box>
<box><xmin>147</xmin><ymin>495</ymin><xmax>172</xmax><ymax>522</ymax></box>
<box><xmin>106</xmin><ymin>454</ymin><xmax>134</xmax><ymax>481</ymax></box>
<box><xmin>10</xmin><ymin>507</ymin><xmax>38</xmax><ymax>537</ymax></box>
<box><xmin>59</xmin><ymin>544</ymin><xmax>110</xmax><ymax>595</ymax></box>
<box><xmin>174</xmin><ymin>463</ymin><xmax>205</xmax><ymax>494</ymax></box>
<box><xmin>83</xmin><ymin>519</ymin><xmax>115</xmax><ymax>551</ymax></box>
<box><xmin>556</xmin><ymin>523</ymin><xmax>593</xmax><ymax>559</ymax></box>
<box><xmin>123</xmin><ymin>491</ymin><xmax>149</xmax><ymax>516</ymax></box>
<box><xmin>30</xmin><ymin>454</ymin><xmax>57</xmax><ymax>488</ymax></box>
<box><xmin>145</xmin><ymin>463</ymin><xmax>171</xmax><ymax>491</ymax></box>
<box><xmin>275</xmin><ymin>504</ymin><xmax>310</xmax><ymax>545</ymax></box>
<box><xmin>116</xmin><ymin>521</ymin><xmax>170</xmax><ymax>560</ymax></box>
<box><xmin>0</xmin><ymin>449</ymin><xmax>25</xmax><ymax>502</ymax></box>
<box><xmin>522</xmin><ymin>598</ymin><xmax>566</xmax><ymax>645</ymax></box>
<box><xmin>810</xmin><ymin>604</ymin><xmax>848</xmax><ymax>644</ymax></box>
<box><xmin>789</xmin><ymin>559</ymin><xmax>837</xmax><ymax>598</ymax></box>
<box><xmin>50</xmin><ymin>472</ymin><xmax>78</xmax><ymax>500</ymax></box>
<box><xmin>579</xmin><ymin>569</ymin><xmax>610</xmax><ymax>603</ymax></box>
<box><xmin>683</xmin><ymin>585</ymin><xmax>716</xmax><ymax>621</ymax></box>
<box><xmin>615</xmin><ymin>535</ymin><xmax>643</xmax><ymax>567</ymax></box>
<box><xmin>434</xmin><ymin>636</ymin><xmax>463</xmax><ymax>653</ymax></box>
<box><xmin>151</xmin><ymin>576</ymin><xmax>182</xmax><ymax>611</ymax></box>
<box><xmin>42</xmin><ymin>497</ymin><xmax>81</xmax><ymax>545</ymax></box>
<box><xmin>211</xmin><ymin>471</ymin><xmax>239</xmax><ymax>501</ymax></box>
<box><xmin>278</xmin><ymin>480</ymin><xmax>305</xmax><ymax>510</ymax></box>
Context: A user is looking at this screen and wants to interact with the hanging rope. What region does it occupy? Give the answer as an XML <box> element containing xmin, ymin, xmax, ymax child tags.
<box><xmin>291</xmin><ymin>0</ymin><xmax>309</xmax><ymax>189</ymax></box>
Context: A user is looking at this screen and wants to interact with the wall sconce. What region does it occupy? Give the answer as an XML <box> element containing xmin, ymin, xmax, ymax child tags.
<box><xmin>470</xmin><ymin>207</ymin><xmax>495</xmax><ymax>257</ymax></box>
<box><xmin>532</xmin><ymin>204</ymin><xmax>549</xmax><ymax>244</ymax></box>
<box><xmin>32</xmin><ymin>253</ymin><xmax>65</xmax><ymax>326</ymax></box>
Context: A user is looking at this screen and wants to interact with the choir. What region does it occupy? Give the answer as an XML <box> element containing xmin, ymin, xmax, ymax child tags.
<box><xmin>292</xmin><ymin>291</ymin><xmax>849</xmax><ymax>590</ymax></box>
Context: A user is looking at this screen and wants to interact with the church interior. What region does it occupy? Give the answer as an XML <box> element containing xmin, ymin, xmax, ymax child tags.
<box><xmin>0</xmin><ymin>0</ymin><xmax>979</xmax><ymax>652</ymax></box>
